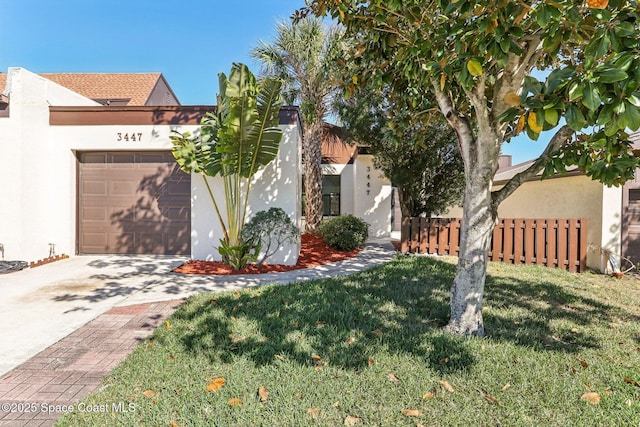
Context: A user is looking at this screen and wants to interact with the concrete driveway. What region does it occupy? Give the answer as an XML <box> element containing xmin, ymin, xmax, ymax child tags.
<box><xmin>0</xmin><ymin>241</ymin><xmax>395</xmax><ymax>377</ymax></box>
<box><xmin>0</xmin><ymin>255</ymin><xmax>187</xmax><ymax>376</ymax></box>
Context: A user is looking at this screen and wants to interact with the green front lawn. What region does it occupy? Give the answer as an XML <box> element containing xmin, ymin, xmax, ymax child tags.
<box><xmin>57</xmin><ymin>256</ymin><xmax>640</xmax><ymax>426</ymax></box>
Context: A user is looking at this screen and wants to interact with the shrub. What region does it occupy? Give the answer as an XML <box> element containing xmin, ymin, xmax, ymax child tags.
<box><xmin>242</xmin><ymin>208</ymin><xmax>300</xmax><ymax>265</ymax></box>
<box><xmin>318</xmin><ymin>215</ymin><xmax>369</xmax><ymax>251</ymax></box>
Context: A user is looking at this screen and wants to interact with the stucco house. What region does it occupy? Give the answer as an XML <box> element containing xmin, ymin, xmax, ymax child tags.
<box><xmin>317</xmin><ymin>123</ymin><xmax>392</xmax><ymax>237</ymax></box>
<box><xmin>0</xmin><ymin>67</ymin><xmax>390</xmax><ymax>265</ymax></box>
<box><xmin>446</xmin><ymin>134</ymin><xmax>640</xmax><ymax>273</ymax></box>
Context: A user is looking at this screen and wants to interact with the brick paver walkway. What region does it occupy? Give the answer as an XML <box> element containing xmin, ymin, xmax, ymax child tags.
<box><xmin>0</xmin><ymin>300</ymin><xmax>183</xmax><ymax>427</ymax></box>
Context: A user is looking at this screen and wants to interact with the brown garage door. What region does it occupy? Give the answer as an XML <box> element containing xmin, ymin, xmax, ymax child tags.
<box><xmin>78</xmin><ymin>151</ymin><xmax>190</xmax><ymax>255</ymax></box>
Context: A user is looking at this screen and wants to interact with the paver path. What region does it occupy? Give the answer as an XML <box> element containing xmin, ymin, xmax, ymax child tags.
<box><xmin>0</xmin><ymin>300</ymin><xmax>182</xmax><ymax>427</ymax></box>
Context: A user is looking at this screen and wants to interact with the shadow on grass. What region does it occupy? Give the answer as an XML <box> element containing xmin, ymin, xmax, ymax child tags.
<box><xmin>168</xmin><ymin>256</ymin><xmax>638</xmax><ymax>374</ymax></box>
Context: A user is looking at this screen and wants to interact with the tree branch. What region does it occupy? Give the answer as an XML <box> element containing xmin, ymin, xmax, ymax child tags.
<box><xmin>492</xmin><ymin>36</ymin><xmax>542</xmax><ymax>123</ymax></box>
<box><xmin>432</xmin><ymin>80</ymin><xmax>475</xmax><ymax>174</ymax></box>
<box><xmin>491</xmin><ymin>124</ymin><xmax>573</xmax><ymax>210</ymax></box>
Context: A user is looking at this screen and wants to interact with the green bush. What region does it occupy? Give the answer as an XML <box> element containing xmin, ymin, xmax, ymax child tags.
<box><xmin>242</xmin><ymin>208</ymin><xmax>299</xmax><ymax>265</ymax></box>
<box><xmin>319</xmin><ymin>215</ymin><xmax>369</xmax><ymax>251</ymax></box>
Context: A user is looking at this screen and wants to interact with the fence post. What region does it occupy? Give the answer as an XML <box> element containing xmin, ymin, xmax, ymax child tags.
<box><xmin>579</xmin><ymin>218</ymin><xmax>587</xmax><ymax>272</ymax></box>
<box><xmin>401</xmin><ymin>217</ymin><xmax>410</xmax><ymax>253</ymax></box>
<box><xmin>568</xmin><ymin>218</ymin><xmax>578</xmax><ymax>273</ymax></box>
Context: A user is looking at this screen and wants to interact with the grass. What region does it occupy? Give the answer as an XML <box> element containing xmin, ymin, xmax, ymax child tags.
<box><xmin>57</xmin><ymin>256</ymin><xmax>640</xmax><ymax>426</ymax></box>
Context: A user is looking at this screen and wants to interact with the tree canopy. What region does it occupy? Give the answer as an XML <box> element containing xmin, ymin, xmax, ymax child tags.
<box><xmin>304</xmin><ymin>0</ymin><xmax>640</xmax><ymax>335</ymax></box>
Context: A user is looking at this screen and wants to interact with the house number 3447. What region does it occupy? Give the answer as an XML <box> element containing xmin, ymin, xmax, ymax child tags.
<box><xmin>117</xmin><ymin>132</ymin><xmax>142</xmax><ymax>142</ymax></box>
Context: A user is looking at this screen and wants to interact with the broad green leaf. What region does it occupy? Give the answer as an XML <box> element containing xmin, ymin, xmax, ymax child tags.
<box><xmin>623</xmin><ymin>102</ymin><xmax>640</xmax><ymax>130</ymax></box>
<box><xmin>595</xmin><ymin>67</ymin><xmax>628</xmax><ymax>83</ymax></box>
<box><xmin>565</xmin><ymin>105</ymin><xmax>587</xmax><ymax>131</ymax></box>
<box><xmin>582</xmin><ymin>84</ymin><xmax>602</xmax><ymax>111</ymax></box>
<box><xmin>545</xmin><ymin>109</ymin><xmax>559</xmax><ymax>126</ymax></box>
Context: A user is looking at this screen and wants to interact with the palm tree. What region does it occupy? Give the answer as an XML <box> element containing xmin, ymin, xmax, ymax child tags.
<box><xmin>252</xmin><ymin>17</ymin><xmax>342</xmax><ymax>232</ymax></box>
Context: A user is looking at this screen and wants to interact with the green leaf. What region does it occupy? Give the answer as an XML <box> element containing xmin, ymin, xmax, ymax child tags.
<box><xmin>545</xmin><ymin>109</ymin><xmax>559</xmax><ymax>126</ymax></box>
<box><xmin>623</xmin><ymin>102</ymin><xmax>640</xmax><ymax>131</ymax></box>
<box><xmin>536</xmin><ymin>4</ymin><xmax>552</xmax><ymax>28</ymax></box>
<box><xmin>594</xmin><ymin>67</ymin><xmax>628</xmax><ymax>83</ymax></box>
<box><xmin>565</xmin><ymin>105</ymin><xmax>587</xmax><ymax>131</ymax></box>
<box><xmin>627</xmin><ymin>93</ymin><xmax>640</xmax><ymax>108</ymax></box>
<box><xmin>467</xmin><ymin>59</ymin><xmax>483</xmax><ymax>77</ymax></box>
<box><xmin>582</xmin><ymin>83</ymin><xmax>602</xmax><ymax>111</ymax></box>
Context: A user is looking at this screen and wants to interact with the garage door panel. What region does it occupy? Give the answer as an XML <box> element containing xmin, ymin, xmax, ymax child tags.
<box><xmin>82</xmin><ymin>180</ymin><xmax>108</xmax><ymax>196</ymax></box>
<box><xmin>78</xmin><ymin>151</ymin><xmax>190</xmax><ymax>255</ymax></box>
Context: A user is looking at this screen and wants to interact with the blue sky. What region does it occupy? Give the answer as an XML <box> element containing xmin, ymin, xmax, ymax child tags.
<box><xmin>0</xmin><ymin>0</ymin><xmax>546</xmax><ymax>164</ymax></box>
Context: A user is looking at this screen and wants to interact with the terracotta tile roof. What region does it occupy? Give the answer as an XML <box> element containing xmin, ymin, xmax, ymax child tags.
<box><xmin>0</xmin><ymin>72</ymin><xmax>176</xmax><ymax>106</ymax></box>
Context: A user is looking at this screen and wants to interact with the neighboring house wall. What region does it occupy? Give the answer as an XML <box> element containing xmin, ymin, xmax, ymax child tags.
<box><xmin>146</xmin><ymin>76</ymin><xmax>180</xmax><ymax>106</ymax></box>
<box><xmin>0</xmin><ymin>68</ymin><xmax>100</xmax><ymax>261</ymax></box>
<box><xmin>445</xmin><ymin>174</ymin><xmax>620</xmax><ymax>271</ymax></box>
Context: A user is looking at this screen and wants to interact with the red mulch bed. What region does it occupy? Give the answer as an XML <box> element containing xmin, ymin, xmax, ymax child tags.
<box><xmin>173</xmin><ymin>233</ymin><xmax>362</xmax><ymax>275</ymax></box>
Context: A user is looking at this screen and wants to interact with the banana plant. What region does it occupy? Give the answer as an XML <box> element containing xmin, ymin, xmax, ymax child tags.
<box><xmin>170</xmin><ymin>63</ymin><xmax>283</xmax><ymax>268</ymax></box>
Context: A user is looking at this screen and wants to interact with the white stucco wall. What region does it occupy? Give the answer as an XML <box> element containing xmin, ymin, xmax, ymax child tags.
<box><xmin>352</xmin><ymin>155</ymin><xmax>392</xmax><ymax>237</ymax></box>
<box><xmin>322</xmin><ymin>156</ymin><xmax>392</xmax><ymax>238</ymax></box>
<box><xmin>0</xmin><ymin>68</ymin><xmax>99</xmax><ymax>261</ymax></box>
<box><xmin>1</xmin><ymin>67</ymin><xmax>302</xmax><ymax>264</ymax></box>
<box><xmin>191</xmin><ymin>123</ymin><xmax>301</xmax><ymax>264</ymax></box>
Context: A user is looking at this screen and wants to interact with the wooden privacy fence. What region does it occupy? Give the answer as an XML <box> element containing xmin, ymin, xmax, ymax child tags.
<box><xmin>401</xmin><ymin>217</ymin><xmax>588</xmax><ymax>272</ymax></box>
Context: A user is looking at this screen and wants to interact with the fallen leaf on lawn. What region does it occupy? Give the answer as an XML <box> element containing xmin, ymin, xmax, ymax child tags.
<box><xmin>439</xmin><ymin>380</ymin><xmax>455</xmax><ymax>393</ymax></box>
<box><xmin>230</xmin><ymin>316</ymin><xmax>237</xmax><ymax>322</ymax></box>
<box><xmin>580</xmin><ymin>392</ymin><xmax>601</xmax><ymax>405</ymax></box>
<box><xmin>372</xmin><ymin>329</ymin><xmax>383</xmax><ymax>337</ymax></box>
<box><xmin>344</xmin><ymin>415</ymin><xmax>363</xmax><ymax>426</ymax></box>
<box><xmin>423</xmin><ymin>391</ymin><xmax>435</xmax><ymax>400</ymax></box>
<box><xmin>580</xmin><ymin>360</ymin><xmax>589</xmax><ymax>368</ymax></box>
<box><xmin>205</xmin><ymin>377</ymin><xmax>225</xmax><ymax>392</ymax></box>
<box><xmin>367</xmin><ymin>358</ymin><xmax>375</xmax><ymax>366</ymax></box>
<box><xmin>295</xmin><ymin>393</ymin><xmax>304</xmax><ymax>399</ymax></box>
<box><xmin>605</xmin><ymin>390</ymin><xmax>612</xmax><ymax>396</ymax></box>
<box><xmin>233</xmin><ymin>291</ymin><xmax>241</xmax><ymax>298</ymax></box>
<box><xmin>333</xmin><ymin>401</ymin><xmax>340</xmax><ymax>407</ymax></box>
<box><xmin>316</xmin><ymin>321</ymin><xmax>326</xmax><ymax>327</ymax></box>
<box><xmin>169</xmin><ymin>422</ymin><xmax>180</xmax><ymax>427</ymax></box>
<box><xmin>501</xmin><ymin>383</ymin><xmax>511</xmax><ymax>391</ymax></box>
<box><xmin>484</xmin><ymin>394</ymin><xmax>499</xmax><ymax>404</ymax></box>
<box><xmin>142</xmin><ymin>390</ymin><xmax>156</xmax><ymax>397</ymax></box>
<box><xmin>438</xmin><ymin>357</ymin><xmax>449</xmax><ymax>365</ymax></box>
<box><xmin>583</xmin><ymin>383</ymin><xmax>591</xmax><ymax>390</ymax></box>
<box><xmin>210</xmin><ymin>299</ymin><xmax>217</xmax><ymax>305</ymax></box>
<box><xmin>571</xmin><ymin>328</ymin><xmax>579</xmax><ymax>333</ymax></box>
<box><xmin>168</xmin><ymin>354</ymin><xmax>175</xmax><ymax>361</ymax></box>
<box><xmin>165</xmin><ymin>320</ymin><xmax>171</xmax><ymax>330</ymax></box>
<box><xmin>258</xmin><ymin>386</ymin><xmax>269</xmax><ymax>402</ymax></box>
<box><xmin>307</xmin><ymin>408</ymin><xmax>321</xmax><ymax>417</ymax></box>
<box><xmin>624</xmin><ymin>377</ymin><xmax>640</xmax><ymax>387</ymax></box>
<box><xmin>274</xmin><ymin>354</ymin><xmax>285</xmax><ymax>361</ymax></box>
<box><xmin>174</xmin><ymin>388</ymin><xmax>181</xmax><ymax>395</ymax></box>
<box><xmin>228</xmin><ymin>397</ymin><xmax>243</xmax><ymax>406</ymax></box>
<box><xmin>387</xmin><ymin>373</ymin><xmax>400</xmax><ymax>383</ymax></box>
<box><xmin>401</xmin><ymin>409</ymin><xmax>424</xmax><ymax>417</ymax></box>
<box><xmin>345</xmin><ymin>337</ymin><xmax>356</xmax><ymax>344</ymax></box>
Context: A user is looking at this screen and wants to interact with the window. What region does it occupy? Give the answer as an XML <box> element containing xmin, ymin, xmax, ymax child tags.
<box><xmin>302</xmin><ymin>175</ymin><xmax>341</xmax><ymax>216</ymax></box>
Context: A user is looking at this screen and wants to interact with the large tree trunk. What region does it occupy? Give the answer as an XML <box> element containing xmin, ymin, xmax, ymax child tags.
<box><xmin>304</xmin><ymin>121</ymin><xmax>324</xmax><ymax>232</ymax></box>
<box><xmin>396</xmin><ymin>186</ymin><xmax>415</xmax><ymax>218</ymax></box>
<box><xmin>445</xmin><ymin>171</ymin><xmax>497</xmax><ymax>336</ymax></box>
